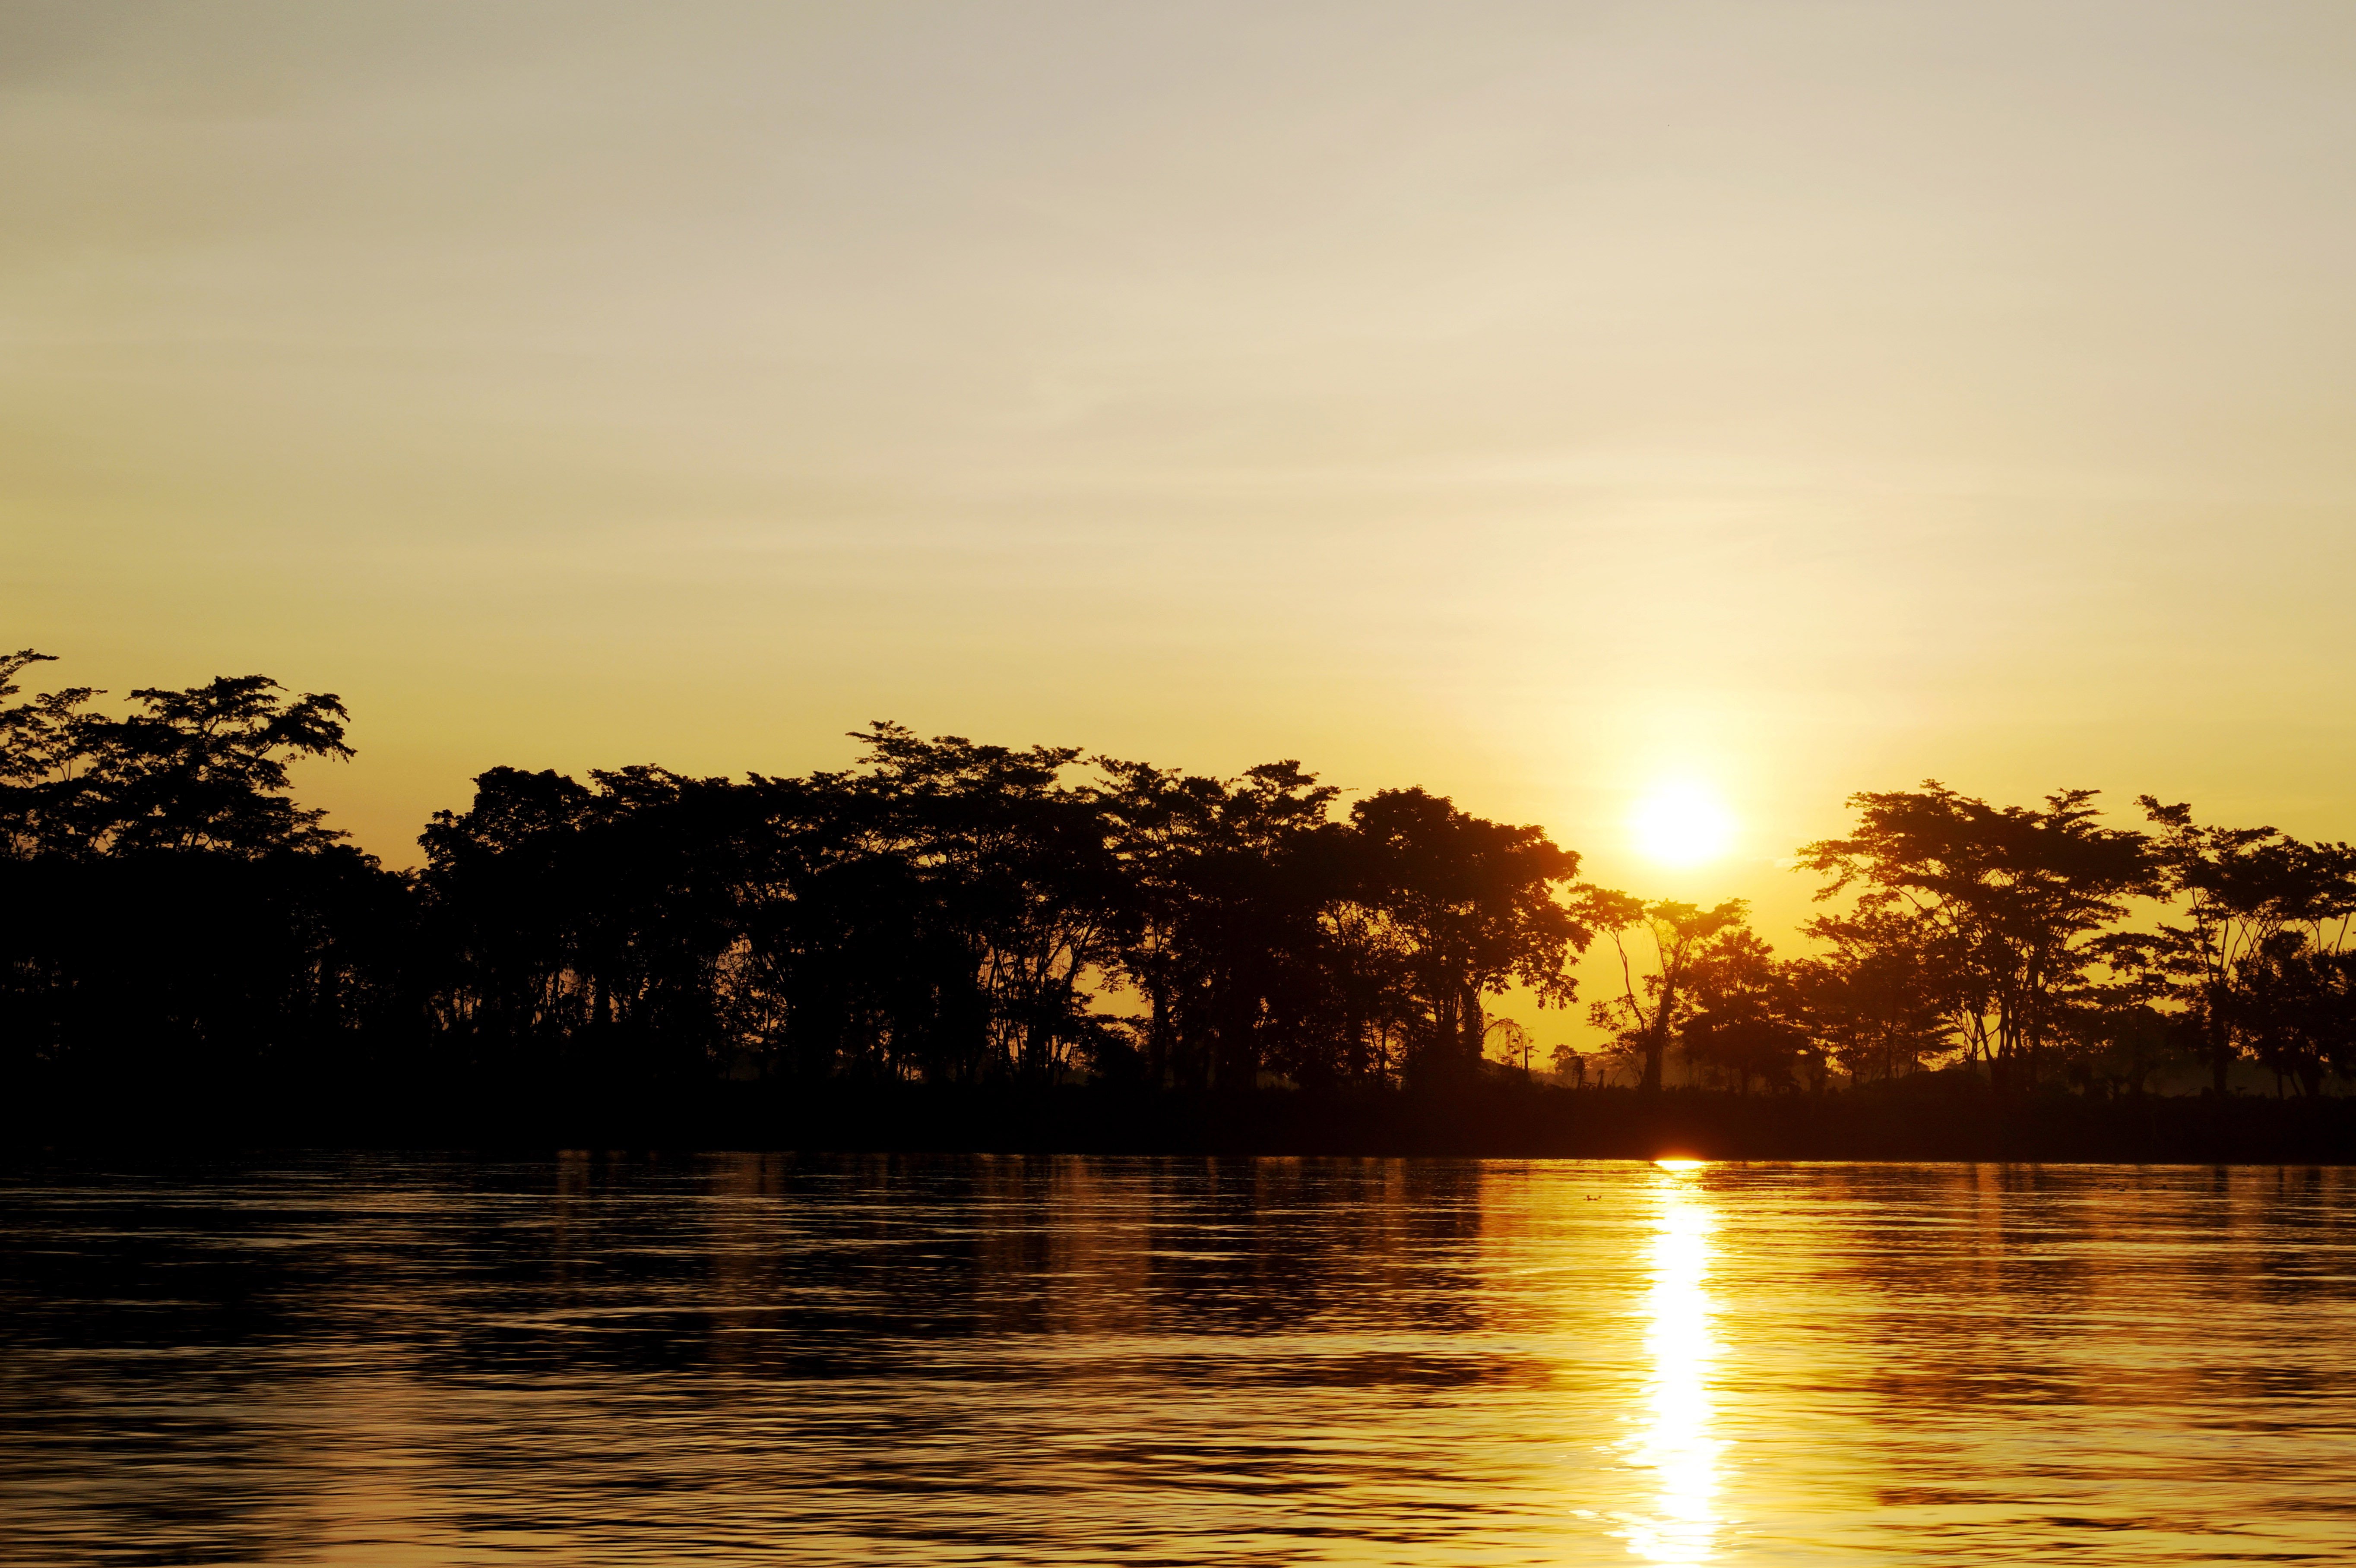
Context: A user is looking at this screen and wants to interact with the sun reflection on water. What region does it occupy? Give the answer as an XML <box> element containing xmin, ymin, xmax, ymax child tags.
<box><xmin>1621</xmin><ymin>1160</ymin><xmax>1722</xmax><ymax>1565</ymax></box>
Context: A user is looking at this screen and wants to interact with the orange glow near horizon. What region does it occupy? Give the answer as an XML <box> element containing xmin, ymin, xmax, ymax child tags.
<box><xmin>9</xmin><ymin>3</ymin><xmax>2356</xmax><ymax>927</ymax></box>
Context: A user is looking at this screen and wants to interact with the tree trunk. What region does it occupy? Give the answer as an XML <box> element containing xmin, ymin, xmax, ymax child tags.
<box><xmin>1640</xmin><ymin>1018</ymin><xmax>1667</xmax><ymax>1096</ymax></box>
<box><xmin>1146</xmin><ymin>979</ymin><xmax>1170</xmax><ymax>1089</ymax></box>
<box><xmin>2205</xmin><ymin>996</ymin><xmax>2232</xmax><ymax>1097</ymax></box>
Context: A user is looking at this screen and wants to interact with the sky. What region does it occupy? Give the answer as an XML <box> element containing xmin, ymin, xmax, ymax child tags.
<box><xmin>8</xmin><ymin>1</ymin><xmax>2356</xmax><ymax>1014</ymax></box>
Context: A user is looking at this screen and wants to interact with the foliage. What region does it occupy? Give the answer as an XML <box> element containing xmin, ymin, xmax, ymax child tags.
<box><xmin>16</xmin><ymin>647</ymin><xmax>2356</xmax><ymax>1118</ymax></box>
<box><xmin>1586</xmin><ymin>895</ymin><xmax>1749</xmax><ymax>1094</ymax></box>
<box><xmin>2</xmin><ymin>650</ymin><xmax>355</xmax><ymax>859</ymax></box>
<box><xmin>1680</xmin><ymin>927</ymin><xmax>1816</xmax><ymax>1093</ymax></box>
<box><xmin>2137</xmin><ymin>798</ymin><xmax>2356</xmax><ymax>1096</ymax></box>
<box><xmin>405</xmin><ymin>717</ymin><xmax>1593</xmax><ymax>1093</ymax></box>
<box><xmin>1796</xmin><ymin>783</ymin><xmax>2157</xmax><ymax>1096</ymax></box>
<box><xmin>1787</xmin><ymin>908</ymin><xmax>1954</xmax><ymax>1084</ymax></box>
<box><xmin>1</xmin><ymin>651</ymin><xmax>404</xmax><ymax>1090</ymax></box>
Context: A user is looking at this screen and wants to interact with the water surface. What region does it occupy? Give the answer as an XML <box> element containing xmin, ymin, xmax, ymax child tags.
<box><xmin>4</xmin><ymin>1156</ymin><xmax>2353</xmax><ymax>1565</ymax></box>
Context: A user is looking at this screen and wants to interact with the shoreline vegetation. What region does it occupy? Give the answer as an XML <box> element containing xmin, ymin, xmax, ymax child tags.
<box><xmin>6</xmin><ymin>650</ymin><xmax>2356</xmax><ymax>1160</ymax></box>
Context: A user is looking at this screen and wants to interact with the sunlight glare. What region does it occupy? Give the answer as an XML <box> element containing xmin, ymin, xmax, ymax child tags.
<box><xmin>1629</xmin><ymin>784</ymin><xmax>1735</xmax><ymax>868</ymax></box>
<box><xmin>1618</xmin><ymin>1163</ymin><xmax>1722</xmax><ymax>1566</ymax></box>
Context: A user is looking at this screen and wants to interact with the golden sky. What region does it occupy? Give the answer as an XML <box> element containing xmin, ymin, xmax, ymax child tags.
<box><xmin>9</xmin><ymin>2</ymin><xmax>2356</xmax><ymax>967</ymax></box>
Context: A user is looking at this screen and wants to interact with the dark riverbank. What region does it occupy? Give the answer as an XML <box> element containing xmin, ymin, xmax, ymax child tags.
<box><xmin>13</xmin><ymin>1082</ymin><xmax>2356</xmax><ymax>1163</ymax></box>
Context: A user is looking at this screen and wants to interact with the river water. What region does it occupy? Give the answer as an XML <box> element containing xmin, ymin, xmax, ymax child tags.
<box><xmin>3</xmin><ymin>1155</ymin><xmax>2353</xmax><ymax>1565</ymax></box>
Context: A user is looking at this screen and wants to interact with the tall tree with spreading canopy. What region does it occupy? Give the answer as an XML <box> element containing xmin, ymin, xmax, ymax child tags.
<box><xmin>1587</xmin><ymin>894</ymin><xmax>1750</xmax><ymax>1094</ymax></box>
<box><xmin>2138</xmin><ymin>798</ymin><xmax>2356</xmax><ymax>1096</ymax></box>
<box><xmin>1799</xmin><ymin>784</ymin><xmax>2156</xmax><ymax>1098</ymax></box>
<box><xmin>2</xmin><ymin>652</ymin><xmax>403</xmax><ymax>1096</ymax></box>
<box><xmin>1681</xmin><ymin>927</ymin><xmax>1814</xmax><ymax>1093</ymax></box>
<box><xmin>1786</xmin><ymin>905</ymin><xmax>1960</xmax><ymax>1084</ymax></box>
<box><xmin>1096</xmin><ymin>757</ymin><xmax>1346</xmax><ymax>1090</ymax></box>
<box><xmin>838</xmin><ymin>724</ymin><xmax>1128</xmax><ymax>1084</ymax></box>
<box><xmin>1343</xmin><ymin>788</ymin><xmax>1591</xmax><ymax>1081</ymax></box>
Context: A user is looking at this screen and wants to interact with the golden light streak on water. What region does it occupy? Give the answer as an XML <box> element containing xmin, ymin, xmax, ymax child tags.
<box><xmin>14</xmin><ymin>1159</ymin><xmax>2356</xmax><ymax>1563</ymax></box>
<box><xmin>1620</xmin><ymin>1159</ymin><xmax>1722</xmax><ymax>1565</ymax></box>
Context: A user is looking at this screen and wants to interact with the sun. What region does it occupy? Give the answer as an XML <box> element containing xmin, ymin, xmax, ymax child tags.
<box><xmin>1629</xmin><ymin>782</ymin><xmax>1735</xmax><ymax>867</ymax></box>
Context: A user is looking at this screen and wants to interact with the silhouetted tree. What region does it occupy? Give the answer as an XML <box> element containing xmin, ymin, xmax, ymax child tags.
<box><xmin>1547</xmin><ymin>1040</ymin><xmax>1586</xmax><ymax>1087</ymax></box>
<box><xmin>2138</xmin><ymin>798</ymin><xmax>2356</xmax><ymax>1096</ymax></box>
<box><xmin>1483</xmin><ymin>1016</ymin><xmax>1533</xmax><ymax>1074</ymax></box>
<box><xmin>1799</xmin><ymin>784</ymin><xmax>2155</xmax><ymax>1099</ymax></box>
<box><xmin>1788</xmin><ymin>908</ymin><xmax>1955</xmax><ymax>1084</ymax></box>
<box><xmin>33</xmin><ymin>643</ymin><xmax>2356</xmax><ymax>1143</ymax></box>
<box><xmin>2231</xmin><ymin>927</ymin><xmax>2356</xmax><ymax>1098</ymax></box>
<box><xmin>0</xmin><ymin>652</ymin><xmax>407</xmax><ymax>1098</ymax></box>
<box><xmin>418</xmin><ymin>765</ymin><xmax>598</xmax><ymax>1068</ymax></box>
<box><xmin>1343</xmin><ymin>788</ymin><xmax>1590</xmax><ymax>1083</ymax></box>
<box><xmin>1586</xmin><ymin>894</ymin><xmax>1748</xmax><ymax>1095</ymax></box>
<box><xmin>1681</xmin><ymin>927</ymin><xmax>1813</xmax><ymax>1093</ymax></box>
<box><xmin>1</xmin><ymin>649</ymin><xmax>99</xmax><ymax>859</ymax></box>
<box><xmin>838</xmin><ymin>725</ymin><xmax>1129</xmax><ymax>1084</ymax></box>
<box><xmin>1096</xmin><ymin>758</ymin><xmax>1346</xmax><ymax>1090</ymax></box>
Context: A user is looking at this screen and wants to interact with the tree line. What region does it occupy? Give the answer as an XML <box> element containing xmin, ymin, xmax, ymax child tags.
<box><xmin>4</xmin><ymin>649</ymin><xmax>2352</xmax><ymax>1111</ymax></box>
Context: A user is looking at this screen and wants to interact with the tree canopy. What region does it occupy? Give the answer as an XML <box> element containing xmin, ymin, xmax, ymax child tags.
<box><xmin>12</xmin><ymin>650</ymin><xmax>2356</xmax><ymax>1119</ymax></box>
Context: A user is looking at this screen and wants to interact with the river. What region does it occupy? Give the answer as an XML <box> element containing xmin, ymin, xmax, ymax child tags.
<box><xmin>4</xmin><ymin>1155</ymin><xmax>2352</xmax><ymax>1564</ymax></box>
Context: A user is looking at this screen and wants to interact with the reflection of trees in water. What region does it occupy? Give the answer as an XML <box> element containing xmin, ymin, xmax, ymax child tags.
<box><xmin>0</xmin><ymin>1172</ymin><xmax>339</xmax><ymax>1564</ymax></box>
<box><xmin>20</xmin><ymin>1158</ymin><xmax>2356</xmax><ymax>1564</ymax></box>
<box><xmin>0</xmin><ymin>1373</ymin><xmax>328</xmax><ymax>1566</ymax></box>
<box><xmin>2</xmin><ymin>1154</ymin><xmax>1526</xmax><ymax>1563</ymax></box>
<box><xmin>1792</xmin><ymin>1163</ymin><xmax>2356</xmax><ymax>1549</ymax></box>
<box><xmin>1137</xmin><ymin>1158</ymin><xmax>1490</xmax><ymax>1341</ymax></box>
